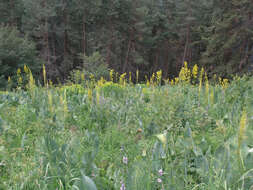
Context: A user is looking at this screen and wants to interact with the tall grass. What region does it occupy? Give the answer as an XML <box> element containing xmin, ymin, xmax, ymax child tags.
<box><xmin>0</xmin><ymin>64</ymin><xmax>253</xmax><ymax>189</ymax></box>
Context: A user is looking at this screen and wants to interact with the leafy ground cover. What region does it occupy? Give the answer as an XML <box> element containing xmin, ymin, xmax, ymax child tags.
<box><xmin>0</xmin><ymin>65</ymin><xmax>253</xmax><ymax>190</ymax></box>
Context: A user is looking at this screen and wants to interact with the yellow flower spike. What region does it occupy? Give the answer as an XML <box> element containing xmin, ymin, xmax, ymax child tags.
<box><xmin>175</xmin><ymin>77</ymin><xmax>179</xmax><ymax>84</ymax></box>
<box><xmin>18</xmin><ymin>76</ymin><xmax>23</xmax><ymax>84</ymax></box>
<box><xmin>43</xmin><ymin>64</ymin><xmax>47</xmax><ymax>87</ymax></box>
<box><xmin>129</xmin><ymin>72</ymin><xmax>132</xmax><ymax>84</ymax></box>
<box><xmin>146</xmin><ymin>80</ymin><xmax>150</xmax><ymax>87</ymax></box>
<box><xmin>90</xmin><ymin>74</ymin><xmax>95</xmax><ymax>82</ymax></box>
<box><xmin>28</xmin><ymin>72</ymin><xmax>35</xmax><ymax>90</ymax></box>
<box><xmin>179</xmin><ymin>67</ymin><xmax>186</xmax><ymax>83</ymax></box>
<box><xmin>156</xmin><ymin>132</ymin><xmax>167</xmax><ymax>148</ymax></box>
<box><xmin>48</xmin><ymin>80</ymin><xmax>52</xmax><ymax>87</ymax></box>
<box><xmin>8</xmin><ymin>76</ymin><xmax>11</xmax><ymax>82</ymax></box>
<box><xmin>222</xmin><ymin>79</ymin><xmax>229</xmax><ymax>89</ymax></box>
<box><xmin>115</xmin><ymin>72</ymin><xmax>119</xmax><ymax>83</ymax></box>
<box><xmin>199</xmin><ymin>67</ymin><xmax>204</xmax><ymax>94</ymax></box>
<box><xmin>81</xmin><ymin>73</ymin><xmax>85</xmax><ymax>81</ymax></box>
<box><xmin>210</xmin><ymin>87</ymin><xmax>214</xmax><ymax>104</ymax></box>
<box><xmin>238</xmin><ymin>111</ymin><xmax>247</xmax><ymax>148</ymax></box>
<box><xmin>237</xmin><ymin>110</ymin><xmax>247</xmax><ymax>171</ymax></box>
<box><xmin>17</xmin><ymin>68</ymin><xmax>21</xmax><ymax>75</ymax></box>
<box><xmin>205</xmin><ymin>72</ymin><xmax>209</xmax><ymax>98</ymax></box>
<box><xmin>88</xmin><ymin>88</ymin><xmax>93</xmax><ymax>102</ymax></box>
<box><xmin>96</xmin><ymin>90</ymin><xmax>100</xmax><ymax>105</ymax></box>
<box><xmin>119</xmin><ymin>73</ymin><xmax>126</xmax><ymax>86</ymax></box>
<box><xmin>150</xmin><ymin>73</ymin><xmax>155</xmax><ymax>85</ymax></box>
<box><xmin>110</xmin><ymin>69</ymin><xmax>114</xmax><ymax>82</ymax></box>
<box><xmin>219</xmin><ymin>77</ymin><xmax>222</xmax><ymax>85</ymax></box>
<box><xmin>184</xmin><ymin>61</ymin><xmax>188</xmax><ymax>68</ymax></box>
<box><xmin>156</xmin><ymin>70</ymin><xmax>162</xmax><ymax>85</ymax></box>
<box><xmin>136</xmin><ymin>70</ymin><xmax>139</xmax><ymax>84</ymax></box>
<box><xmin>24</xmin><ymin>65</ymin><xmax>29</xmax><ymax>73</ymax></box>
<box><xmin>192</xmin><ymin>64</ymin><xmax>198</xmax><ymax>79</ymax></box>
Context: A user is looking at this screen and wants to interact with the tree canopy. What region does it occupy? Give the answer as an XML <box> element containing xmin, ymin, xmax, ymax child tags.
<box><xmin>0</xmin><ymin>0</ymin><xmax>253</xmax><ymax>86</ymax></box>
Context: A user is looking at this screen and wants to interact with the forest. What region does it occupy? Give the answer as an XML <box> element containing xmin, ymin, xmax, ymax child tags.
<box><xmin>1</xmin><ymin>0</ymin><xmax>253</xmax><ymax>88</ymax></box>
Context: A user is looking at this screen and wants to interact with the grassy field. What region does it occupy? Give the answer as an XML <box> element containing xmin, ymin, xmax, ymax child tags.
<box><xmin>0</xmin><ymin>65</ymin><xmax>253</xmax><ymax>189</ymax></box>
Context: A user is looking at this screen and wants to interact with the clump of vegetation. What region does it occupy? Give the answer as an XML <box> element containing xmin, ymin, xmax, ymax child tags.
<box><xmin>0</xmin><ymin>64</ymin><xmax>253</xmax><ymax>189</ymax></box>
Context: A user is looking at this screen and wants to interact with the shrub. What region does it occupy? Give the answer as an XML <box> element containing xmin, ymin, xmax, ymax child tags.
<box><xmin>69</xmin><ymin>52</ymin><xmax>109</xmax><ymax>84</ymax></box>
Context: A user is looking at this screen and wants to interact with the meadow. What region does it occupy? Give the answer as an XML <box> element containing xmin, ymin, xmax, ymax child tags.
<box><xmin>0</xmin><ymin>64</ymin><xmax>253</xmax><ymax>190</ymax></box>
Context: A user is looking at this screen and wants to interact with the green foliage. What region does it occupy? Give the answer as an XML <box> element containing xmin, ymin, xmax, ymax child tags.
<box><xmin>0</xmin><ymin>26</ymin><xmax>42</xmax><ymax>89</ymax></box>
<box><xmin>80</xmin><ymin>52</ymin><xmax>110</xmax><ymax>80</ymax></box>
<box><xmin>97</xmin><ymin>81</ymin><xmax>125</xmax><ymax>98</ymax></box>
<box><xmin>70</xmin><ymin>52</ymin><xmax>109</xmax><ymax>83</ymax></box>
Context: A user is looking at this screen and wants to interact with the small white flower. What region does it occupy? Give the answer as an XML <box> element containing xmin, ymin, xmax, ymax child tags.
<box><xmin>157</xmin><ymin>178</ymin><xmax>162</xmax><ymax>183</ymax></box>
<box><xmin>158</xmin><ymin>169</ymin><xmax>163</xmax><ymax>176</ymax></box>
<box><xmin>123</xmin><ymin>156</ymin><xmax>128</xmax><ymax>164</ymax></box>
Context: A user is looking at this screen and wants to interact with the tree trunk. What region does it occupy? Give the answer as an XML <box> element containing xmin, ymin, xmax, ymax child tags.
<box><xmin>82</xmin><ymin>14</ymin><xmax>86</xmax><ymax>56</ymax></box>
<box><xmin>106</xmin><ymin>22</ymin><xmax>113</xmax><ymax>67</ymax></box>
<box><xmin>63</xmin><ymin>3</ymin><xmax>68</xmax><ymax>58</ymax></box>
<box><xmin>123</xmin><ymin>38</ymin><xmax>132</xmax><ymax>73</ymax></box>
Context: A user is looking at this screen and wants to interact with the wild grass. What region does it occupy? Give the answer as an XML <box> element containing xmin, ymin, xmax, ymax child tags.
<box><xmin>0</xmin><ymin>64</ymin><xmax>253</xmax><ymax>189</ymax></box>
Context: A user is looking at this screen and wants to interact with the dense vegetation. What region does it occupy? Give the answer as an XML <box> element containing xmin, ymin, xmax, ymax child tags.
<box><xmin>0</xmin><ymin>66</ymin><xmax>253</xmax><ymax>189</ymax></box>
<box><xmin>1</xmin><ymin>0</ymin><xmax>253</xmax><ymax>88</ymax></box>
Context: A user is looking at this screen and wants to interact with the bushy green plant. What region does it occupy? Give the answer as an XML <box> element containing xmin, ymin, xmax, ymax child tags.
<box><xmin>97</xmin><ymin>81</ymin><xmax>125</xmax><ymax>98</ymax></box>
<box><xmin>69</xmin><ymin>52</ymin><xmax>109</xmax><ymax>84</ymax></box>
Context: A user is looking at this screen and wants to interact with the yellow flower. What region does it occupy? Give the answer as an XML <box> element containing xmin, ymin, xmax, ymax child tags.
<box><xmin>18</xmin><ymin>76</ymin><xmax>23</xmax><ymax>84</ymax></box>
<box><xmin>179</xmin><ymin>62</ymin><xmax>191</xmax><ymax>83</ymax></box>
<box><xmin>150</xmin><ymin>73</ymin><xmax>155</xmax><ymax>85</ymax></box>
<box><xmin>184</xmin><ymin>61</ymin><xmax>188</xmax><ymax>68</ymax></box>
<box><xmin>199</xmin><ymin>67</ymin><xmax>204</xmax><ymax>94</ymax></box>
<box><xmin>205</xmin><ymin>72</ymin><xmax>209</xmax><ymax>98</ymax></box>
<box><xmin>238</xmin><ymin>111</ymin><xmax>247</xmax><ymax>148</ymax></box>
<box><xmin>24</xmin><ymin>65</ymin><xmax>29</xmax><ymax>73</ymax></box>
<box><xmin>222</xmin><ymin>79</ymin><xmax>229</xmax><ymax>89</ymax></box>
<box><xmin>81</xmin><ymin>73</ymin><xmax>85</xmax><ymax>81</ymax></box>
<box><xmin>88</xmin><ymin>88</ymin><xmax>92</xmax><ymax>101</ymax></box>
<box><xmin>174</xmin><ymin>77</ymin><xmax>179</xmax><ymax>84</ymax></box>
<box><xmin>96</xmin><ymin>90</ymin><xmax>100</xmax><ymax>105</ymax></box>
<box><xmin>210</xmin><ymin>87</ymin><xmax>214</xmax><ymax>104</ymax></box>
<box><xmin>43</xmin><ymin>64</ymin><xmax>47</xmax><ymax>87</ymax></box>
<box><xmin>156</xmin><ymin>132</ymin><xmax>167</xmax><ymax>148</ymax></box>
<box><xmin>156</xmin><ymin>70</ymin><xmax>162</xmax><ymax>85</ymax></box>
<box><xmin>110</xmin><ymin>69</ymin><xmax>114</xmax><ymax>82</ymax></box>
<box><xmin>17</xmin><ymin>68</ymin><xmax>21</xmax><ymax>75</ymax></box>
<box><xmin>237</xmin><ymin>110</ymin><xmax>247</xmax><ymax>171</ymax></box>
<box><xmin>146</xmin><ymin>79</ymin><xmax>150</xmax><ymax>87</ymax></box>
<box><xmin>192</xmin><ymin>64</ymin><xmax>198</xmax><ymax>79</ymax></box>
<box><xmin>129</xmin><ymin>72</ymin><xmax>132</xmax><ymax>83</ymax></box>
<box><xmin>136</xmin><ymin>70</ymin><xmax>139</xmax><ymax>84</ymax></box>
<box><xmin>119</xmin><ymin>73</ymin><xmax>127</xmax><ymax>86</ymax></box>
